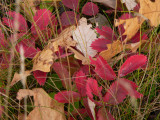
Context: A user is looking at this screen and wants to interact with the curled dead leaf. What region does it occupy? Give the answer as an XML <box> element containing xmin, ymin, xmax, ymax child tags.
<box><xmin>17</xmin><ymin>88</ymin><xmax>66</xmax><ymax>120</ymax></box>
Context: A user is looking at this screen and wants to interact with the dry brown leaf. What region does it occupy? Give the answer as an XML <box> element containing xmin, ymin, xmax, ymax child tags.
<box><xmin>100</xmin><ymin>40</ymin><xmax>147</xmax><ymax>61</ymax></box>
<box><xmin>126</xmin><ymin>40</ymin><xmax>147</xmax><ymax>52</ymax></box>
<box><xmin>100</xmin><ymin>40</ymin><xmax>124</xmax><ymax>61</ymax></box>
<box><xmin>32</xmin><ymin>26</ymin><xmax>76</xmax><ymax>72</ymax></box>
<box><xmin>115</xmin><ymin>17</ymin><xmax>145</xmax><ymax>41</ymax></box>
<box><xmin>10</xmin><ymin>70</ymin><xmax>32</xmax><ymax>86</ymax></box>
<box><xmin>68</xmin><ymin>46</ymin><xmax>90</xmax><ymax>65</ymax></box>
<box><xmin>51</xmin><ymin>25</ymin><xmax>76</xmax><ymax>52</ymax></box>
<box><xmin>32</xmin><ymin>46</ymin><xmax>57</xmax><ymax>72</ymax></box>
<box><xmin>139</xmin><ymin>0</ymin><xmax>160</xmax><ymax>27</ymax></box>
<box><xmin>17</xmin><ymin>88</ymin><xmax>66</xmax><ymax>120</ymax></box>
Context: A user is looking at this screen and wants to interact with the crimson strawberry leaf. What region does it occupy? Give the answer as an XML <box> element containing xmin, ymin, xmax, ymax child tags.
<box><xmin>103</xmin><ymin>81</ymin><xmax>127</xmax><ymax>105</ymax></box>
<box><xmin>86</xmin><ymin>78</ymin><xmax>102</xmax><ymax>105</ymax></box>
<box><xmin>95</xmin><ymin>26</ymin><xmax>117</xmax><ymax>40</ymax></box>
<box><xmin>97</xmin><ymin>107</ymin><xmax>115</xmax><ymax>120</ymax></box>
<box><xmin>118</xmin><ymin>78</ymin><xmax>143</xmax><ymax>98</ymax></box>
<box><xmin>31</xmin><ymin>9</ymin><xmax>52</xmax><ymax>35</ymax></box>
<box><xmin>62</xmin><ymin>0</ymin><xmax>79</xmax><ymax>10</ymax></box>
<box><xmin>60</xmin><ymin>11</ymin><xmax>79</xmax><ymax>26</ymax></box>
<box><xmin>119</xmin><ymin>54</ymin><xmax>147</xmax><ymax>77</ymax></box>
<box><xmin>90</xmin><ymin>56</ymin><xmax>116</xmax><ymax>80</ymax></box>
<box><xmin>82</xmin><ymin>2</ymin><xmax>99</xmax><ymax>16</ymax></box>
<box><xmin>75</xmin><ymin>70</ymin><xmax>87</xmax><ymax>97</ymax></box>
<box><xmin>2</xmin><ymin>11</ymin><xmax>28</xmax><ymax>32</ymax></box>
<box><xmin>54</xmin><ymin>91</ymin><xmax>81</xmax><ymax>103</ymax></box>
<box><xmin>33</xmin><ymin>70</ymin><xmax>47</xmax><ymax>85</ymax></box>
<box><xmin>91</xmin><ymin>38</ymin><xmax>112</xmax><ymax>52</ymax></box>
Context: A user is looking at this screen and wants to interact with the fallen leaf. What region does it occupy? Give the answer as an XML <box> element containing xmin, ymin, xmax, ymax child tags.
<box><xmin>17</xmin><ymin>88</ymin><xmax>66</xmax><ymax>120</ymax></box>
<box><xmin>51</xmin><ymin>25</ymin><xmax>76</xmax><ymax>51</ymax></box>
<box><xmin>33</xmin><ymin>26</ymin><xmax>76</xmax><ymax>72</ymax></box>
<box><xmin>139</xmin><ymin>0</ymin><xmax>160</xmax><ymax>27</ymax></box>
<box><xmin>115</xmin><ymin>16</ymin><xmax>145</xmax><ymax>41</ymax></box>
<box><xmin>99</xmin><ymin>40</ymin><xmax>123</xmax><ymax>61</ymax></box>
<box><xmin>73</xmin><ymin>17</ymin><xmax>97</xmax><ymax>57</ymax></box>
<box><xmin>32</xmin><ymin>45</ymin><xmax>57</xmax><ymax>72</ymax></box>
<box><xmin>10</xmin><ymin>70</ymin><xmax>32</xmax><ymax>86</ymax></box>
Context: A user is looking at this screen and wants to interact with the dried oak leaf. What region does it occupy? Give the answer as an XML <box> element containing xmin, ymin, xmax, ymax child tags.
<box><xmin>139</xmin><ymin>0</ymin><xmax>160</xmax><ymax>27</ymax></box>
<box><xmin>17</xmin><ymin>88</ymin><xmax>66</xmax><ymax>120</ymax></box>
<box><xmin>115</xmin><ymin>16</ymin><xmax>145</xmax><ymax>41</ymax></box>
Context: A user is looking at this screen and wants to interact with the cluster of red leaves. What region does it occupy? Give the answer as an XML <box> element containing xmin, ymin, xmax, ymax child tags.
<box><xmin>61</xmin><ymin>0</ymin><xmax>99</xmax><ymax>27</ymax></box>
<box><xmin>0</xmin><ymin>9</ymin><xmax>57</xmax><ymax>85</ymax></box>
<box><xmin>91</xmin><ymin>13</ymin><xmax>148</xmax><ymax>52</ymax></box>
<box><xmin>54</xmin><ymin>54</ymin><xmax>147</xmax><ymax>119</ymax></box>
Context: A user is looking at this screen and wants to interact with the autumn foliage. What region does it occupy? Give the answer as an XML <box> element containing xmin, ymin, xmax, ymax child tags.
<box><xmin>0</xmin><ymin>0</ymin><xmax>159</xmax><ymax>119</ymax></box>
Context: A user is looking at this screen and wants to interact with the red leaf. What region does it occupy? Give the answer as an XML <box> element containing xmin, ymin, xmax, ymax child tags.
<box><xmin>31</xmin><ymin>9</ymin><xmax>52</xmax><ymax>35</ymax></box>
<box><xmin>95</xmin><ymin>26</ymin><xmax>117</xmax><ymax>40</ymax></box>
<box><xmin>83</xmin><ymin>98</ymin><xmax>95</xmax><ymax>119</ymax></box>
<box><xmin>91</xmin><ymin>38</ymin><xmax>112</xmax><ymax>52</ymax></box>
<box><xmin>129</xmin><ymin>33</ymin><xmax>148</xmax><ymax>43</ymax></box>
<box><xmin>86</xmin><ymin>78</ymin><xmax>102</xmax><ymax>105</ymax></box>
<box><xmin>82</xmin><ymin>2</ymin><xmax>99</xmax><ymax>16</ymax></box>
<box><xmin>97</xmin><ymin>107</ymin><xmax>115</xmax><ymax>120</ymax></box>
<box><xmin>103</xmin><ymin>81</ymin><xmax>128</xmax><ymax>105</ymax></box>
<box><xmin>2</xmin><ymin>11</ymin><xmax>28</xmax><ymax>32</ymax></box>
<box><xmin>60</xmin><ymin>11</ymin><xmax>79</xmax><ymax>26</ymax></box>
<box><xmin>52</xmin><ymin>62</ymin><xmax>70</xmax><ymax>88</ymax></box>
<box><xmin>90</xmin><ymin>56</ymin><xmax>116</xmax><ymax>80</ymax></box>
<box><xmin>119</xmin><ymin>55</ymin><xmax>147</xmax><ymax>77</ymax></box>
<box><xmin>75</xmin><ymin>70</ymin><xmax>87</xmax><ymax>97</ymax></box>
<box><xmin>62</xmin><ymin>0</ymin><xmax>79</xmax><ymax>10</ymax></box>
<box><xmin>54</xmin><ymin>91</ymin><xmax>81</xmax><ymax>103</ymax></box>
<box><xmin>16</xmin><ymin>40</ymin><xmax>39</xmax><ymax>58</ymax></box>
<box><xmin>118</xmin><ymin>78</ymin><xmax>143</xmax><ymax>98</ymax></box>
<box><xmin>33</xmin><ymin>70</ymin><xmax>47</xmax><ymax>85</ymax></box>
